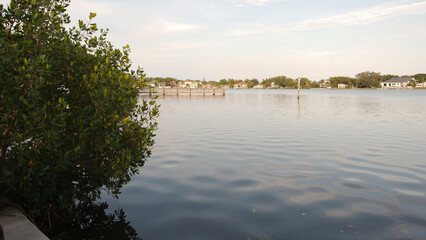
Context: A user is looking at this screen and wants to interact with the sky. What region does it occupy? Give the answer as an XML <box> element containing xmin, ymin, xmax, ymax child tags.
<box><xmin>2</xmin><ymin>0</ymin><xmax>426</xmax><ymax>81</ymax></box>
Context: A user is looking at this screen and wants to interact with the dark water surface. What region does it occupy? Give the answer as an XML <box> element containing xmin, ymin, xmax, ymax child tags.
<box><xmin>104</xmin><ymin>89</ymin><xmax>426</xmax><ymax>240</ymax></box>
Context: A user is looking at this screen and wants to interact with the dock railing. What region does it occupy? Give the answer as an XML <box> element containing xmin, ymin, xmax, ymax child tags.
<box><xmin>140</xmin><ymin>88</ymin><xmax>225</xmax><ymax>96</ymax></box>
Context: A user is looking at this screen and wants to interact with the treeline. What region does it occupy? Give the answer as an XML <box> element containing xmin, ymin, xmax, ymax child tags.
<box><xmin>325</xmin><ymin>72</ymin><xmax>396</xmax><ymax>88</ymax></box>
<box><xmin>219</xmin><ymin>78</ymin><xmax>260</xmax><ymax>88</ymax></box>
<box><xmin>325</xmin><ymin>72</ymin><xmax>426</xmax><ymax>88</ymax></box>
<box><xmin>146</xmin><ymin>72</ymin><xmax>426</xmax><ymax>89</ymax></box>
<box><xmin>261</xmin><ymin>76</ymin><xmax>319</xmax><ymax>88</ymax></box>
<box><xmin>414</xmin><ymin>73</ymin><xmax>426</xmax><ymax>82</ymax></box>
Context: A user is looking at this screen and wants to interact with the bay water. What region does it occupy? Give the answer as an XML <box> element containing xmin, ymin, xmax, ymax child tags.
<box><xmin>104</xmin><ymin>89</ymin><xmax>426</xmax><ymax>239</ymax></box>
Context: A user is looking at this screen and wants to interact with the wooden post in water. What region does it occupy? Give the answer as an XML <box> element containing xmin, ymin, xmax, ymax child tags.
<box><xmin>189</xmin><ymin>88</ymin><xmax>192</xmax><ymax>96</ymax></box>
<box><xmin>163</xmin><ymin>88</ymin><xmax>165</xmax><ymax>96</ymax></box>
<box><xmin>213</xmin><ymin>88</ymin><xmax>215</xmax><ymax>96</ymax></box>
<box><xmin>297</xmin><ymin>78</ymin><xmax>300</xmax><ymax>99</ymax></box>
<box><xmin>176</xmin><ymin>88</ymin><xmax>179</xmax><ymax>96</ymax></box>
<box><xmin>203</xmin><ymin>88</ymin><xmax>205</xmax><ymax>96</ymax></box>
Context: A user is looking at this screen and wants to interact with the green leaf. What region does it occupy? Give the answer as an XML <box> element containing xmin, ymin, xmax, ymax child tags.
<box><xmin>1</xmin><ymin>0</ymin><xmax>158</xmax><ymax>224</ymax></box>
<box><xmin>89</xmin><ymin>12</ymin><xmax>97</xmax><ymax>20</ymax></box>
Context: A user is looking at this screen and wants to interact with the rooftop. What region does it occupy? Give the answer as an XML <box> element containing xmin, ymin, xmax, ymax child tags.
<box><xmin>383</xmin><ymin>77</ymin><xmax>414</xmax><ymax>83</ymax></box>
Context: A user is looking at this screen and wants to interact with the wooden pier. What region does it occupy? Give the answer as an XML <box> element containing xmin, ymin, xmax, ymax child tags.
<box><xmin>140</xmin><ymin>88</ymin><xmax>225</xmax><ymax>96</ymax></box>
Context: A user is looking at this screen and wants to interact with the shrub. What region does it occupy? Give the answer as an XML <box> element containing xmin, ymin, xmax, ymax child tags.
<box><xmin>0</xmin><ymin>0</ymin><xmax>158</xmax><ymax>226</ymax></box>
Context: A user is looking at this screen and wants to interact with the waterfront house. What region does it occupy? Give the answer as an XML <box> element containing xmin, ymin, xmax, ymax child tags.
<box><xmin>147</xmin><ymin>81</ymin><xmax>156</xmax><ymax>88</ymax></box>
<box><xmin>180</xmin><ymin>80</ymin><xmax>198</xmax><ymax>88</ymax></box>
<box><xmin>338</xmin><ymin>83</ymin><xmax>348</xmax><ymax>88</ymax></box>
<box><xmin>157</xmin><ymin>82</ymin><xmax>168</xmax><ymax>88</ymax></box>
<box><xmin>416</xmin><ymin>82</ymin><xmax>426</xmax><ymax>88</ymax></box>
<box><xmin>381</xmin><ymin>77</ymin><xmax>414</xmax><ymax>88</ymax></box>
<box><xmin>170</xmin><ymin>81</ymin><xmax>178</xmax><ymax>88</ymax></box>
<box><xmin>234</xmin><ymin>82</ymin><xmax>248</xmax><ymax>88</ymax></box>
<box><xmin>320</xmin><ymin>80</ymin><xmax>330</xmax><ymax>88</ymax></box>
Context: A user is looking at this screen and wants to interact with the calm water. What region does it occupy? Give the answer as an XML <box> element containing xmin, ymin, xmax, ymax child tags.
<box><xmin>104</xmin><ymin>89</ymin><xmax>426</xmax><ymax>240</ymax></box>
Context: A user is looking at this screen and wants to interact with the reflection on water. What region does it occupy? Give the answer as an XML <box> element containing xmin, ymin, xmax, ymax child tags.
<box><xmin>104</xmin><ymin>89</ymin><xmax>426</xmax><ymax>239</ymax></box>
<box><xmin>54</xmin><ymin>202</ymin><xmax>142</xmax><ymax>240</ymax></box>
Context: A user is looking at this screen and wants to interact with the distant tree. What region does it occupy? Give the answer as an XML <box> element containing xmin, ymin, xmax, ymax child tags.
<box><xmin>264</xmin><ymin>76</ymin><xmax>296</xmax><ymax>88</ymax></box>
<box><xmin>414</xmin><ymin>73</ymin><xmax>426</xmax><ymax>82</ymax></box>
<box><xmin>379</xmin><ymin>74</ymin><xmax>398</xmax><ymax>82</ymax></box>
<box><xmin>219</xmin><ymin>79</ymin><xmax>228</xmax><ymax>86</ymax></box>
<box><xmin>356</xmin><ymin>71</ymin><xmax>381</xmax><ymax>88</ymax></box>
<box><xmin>261</xmin><ymin>79</ymin><xmax>272</xmax><ymax>87</ymax></box>
<box><xmin>205</xmin><ymin>80</ymin><xmax>219</xmax><ymax>87</ymax></box>
<box><xmin>310</xmin><ymin>81</ymin><xmax>320</xmax><ymax>88</ymax></box>
<box><xmin>226</xmin><ymin>78</ymin><xmax>237</xmax><ymax>88</ymax></box>
<box><xmin>247</xmin><ymin>78</ymin><xmax>259</xmax><ymax>88</ymax></box>
<box><xmin>329</xmin><ymin>76</ymin><xmax>355</xmax><ymax>88</ymax></box>
<box><xmin>299</xmin><ymin>77</ymin><xmax>311</xmax><ymax>88</ymax></box>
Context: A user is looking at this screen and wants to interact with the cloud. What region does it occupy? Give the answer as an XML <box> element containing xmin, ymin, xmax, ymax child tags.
<box><xmin>228</xmin><ymin>23</ymin><xmax>288</xmax><ymax>36</ymax></box>
<box><xmin>206</xmin><ymin>4</ymin><xmax>220</xmax><ymax>8</ymax></box>
<box><xmin>232</xmin><ymin>0</ymin><xmax>281</xmax><ymax>6</ymax></box>
<box><xmin>163</xmin><ymin>22</ymin><xmax>205</xmax><ymax>33</ymax></box>
<box><xmin>230</xmin><ymin>30</ymin><xmax>256</xmax><ymax>36</ymax></box>
<box><xmin>156</xmin><ymin>41</ymin><xmax>222</xmax><ymax>51</ymax></box>
<box><xmin>296</xmin><ymin>1</ymin><xmax>426</xmax><ymax>29</ymax></box>
<box><xmin>298</xmin><ymin>50</ymin><xmax>336</xmax><ymax>60</ymax></box>
<box><xmin>68</xmin><ymin>0</ymin><xmax>114</xmax><ymax>19</ymax></box>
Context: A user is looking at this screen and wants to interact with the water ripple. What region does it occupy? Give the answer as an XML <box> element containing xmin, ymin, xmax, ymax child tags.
<box><xmin>106</xmin><ymin>90</ymin><xmax>426</xmax><ymax>239</ymax></box>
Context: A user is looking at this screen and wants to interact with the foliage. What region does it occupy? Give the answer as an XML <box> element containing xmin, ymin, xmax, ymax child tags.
<box><xmin>53</xmin><ymin>202</ymin><xmax>141</xmax><ymax>240</ymax></box>
<box><xmin>145</xmin><ymin>77</ymin><xmax>177</xmax><ymax>83</ymax></box>
<box><xmin>220</xmin><ymin>78</ymin><xmax>237</xmax><ymax>88</ymax></box>
<box><xmin>146</xmin><ymin>76</ymin><xmax>323</xmax><ymax>89</ymax></box>
<box><xmin>219</xmin><ymin>79</ymin><xmax>228</xmax><ymax>86</ymax></box>
<box><xmin>310</xmin><ymin>81</ymin><xmax>320</xmax><ymax>88</ymax></box>
<box><xmin>414</xmin><ymin>73</ymin><xmax>426</xmax><ymax>82</ymax></box>
<box><xmin>299</xmin><ymin>77</ymin><xmax>311</xmax><ymax>88</ymax></box>
<box><xmin>144</xmin><ymin>72</ymin><xmax>424</xmax><ymax>89</ymax></box>
<box><xmin>246</xmin><ymin>78</ymin><xmax>259</xmax><ymax>88</ymax></box>
<box><xmin>0</xmin><ymin>0</ymin><xmax>158</xmax><ymax>227</ymax></box>
<box><xmin>329</xmin><ymin>72</ymin><xmax>385</xmax><ymax>88</ymax></box>
<box><xmin>380</xmin><ymin>74</ymin><xmax>398</xmax><ymax>82</ymax></box>
<box><xmin>355</xmin><ymin>71</ymin><xmax>381</xmax><ymax>88</ymax></box>
<box><xmin>329</xmin><ymin>76</ymin><xmax>356</xmax><ymax>88</ymax></box>
<box><xmin>262</xmin><ymin>76</ymin><xmax>295</xmax><ymax>88</ymax></box>
<box><xmin>261</xmin><ymin>76</ymin><xmax>314</xmax><ymax>89</ymax></box>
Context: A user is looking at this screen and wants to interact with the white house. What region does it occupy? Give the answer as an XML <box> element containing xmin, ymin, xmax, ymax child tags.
<box><xmin>157</xmin><ymin>82</ymin><xmax>171</xmax><ymax>88</ymax></box>
<box><xmin>381</xmin><ymin>77</ymin><xmax>413</xmax><ymax>88</ymax></box>
<box><xmin>416</xmin><ymin>82</ymin><xmax>426</xmax><ymax>88</ymax></box>
<box><xmin>147</xmin><ymin>81</ymin><xmax>156</xmax><ymax>88</ymax></box>
<box><xmin>338</xmin><ymin>83</ymin><xmax>348</xmax><ymax>89</ymax></box>
<box><xmin>179</xmin><ymin>80</ymin><xmax>198</xmax><ymax>88</ymax></box>
<box><xmin>234</xmin><ymin>82</ymin><xmax>247</xmax><ymax>88</ymax></box>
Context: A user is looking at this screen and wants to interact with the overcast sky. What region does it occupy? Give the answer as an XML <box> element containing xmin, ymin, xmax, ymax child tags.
<box><xmin>2</xmin><ymin>0</ymin><xmax>426</xmax><ymax>81</ymax></box>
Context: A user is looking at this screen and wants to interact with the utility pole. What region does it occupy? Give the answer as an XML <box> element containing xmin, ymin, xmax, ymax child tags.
<box><xmin>297</xmin><ymin>77</ymin><xmax>301</xmax><ymax>99</ymax></box>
